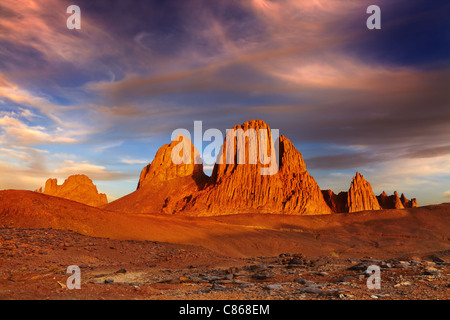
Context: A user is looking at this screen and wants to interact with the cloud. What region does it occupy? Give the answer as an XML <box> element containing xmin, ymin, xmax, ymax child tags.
<box><xmin>0</xmin><ymin>75</ymin><xmax>64</xmax><ymax>124</ymax></box>
<box><xmin>0</xmin><ymin>0</ymin><xmax>448</xmax><ymax>205</ymax></box>
<box><xmin>54</xmin><ymin>160</ymin><xmax>134</xmax><ymax>181</ymax></box>
<box><xmin>55</xmin><ymin>160</ymin><xmax>108</xmax><ymax>177</ymax></box>
<box><xmin>306</xmin><ymin>153</ymin><xmax>379</xmax><ymax>170</ymax></box>
<box><xmin>93</xmin><ymin>141</ymin><xmax>124</xmax><ymax>153</ymax></box>
<box><xmin>402</xmin><ymin>145</ymin><xmax>450</xmax><ymax>159</ymax></box>
<box><xmin>444</xmin><ymin>191</ymin><xmax>450</xmax><ymax>199</ymax></box>
<box><xmin>0</xmin><ymin>115</ymin><xmax>78</xmax><ymax>145</ymax></box>
<box><xmin>121</xmin><ymin>158</ymin><xmax>149</xmax><ymax>165</ymax></box>
<box><xmin>0</xmin><ymin>0</ymin><xmax>116</xmax><ymax>65</ymax></box>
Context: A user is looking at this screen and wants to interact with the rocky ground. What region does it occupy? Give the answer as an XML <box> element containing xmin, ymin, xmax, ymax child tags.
<box><xmin>1</xmin><ymin>227</ymin><xmax>448</xmax><ymax>300</ymax></box>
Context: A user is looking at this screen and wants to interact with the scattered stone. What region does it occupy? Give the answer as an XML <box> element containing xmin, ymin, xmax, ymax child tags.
<box><xmin>294</xmin><ymin>277</ymin><xmax>314</xmax><ymax>285</ymax></box>
<box><xmin>264</xmin><ymin>284</ymin><xmax>284</xmax><ymax>290</ymax></box>
<box><xmin>249</xmin><ymin>264</ymin><xmax>268</xmax><ymax>271</ymax></box>
<box><xmin>431</xmin><ymin>256</ymin><xmax>445</xmax><ymax>263</ymax></box>
<box><xmin>203</xmin><ymin>275</ymin><xmax>223</xmax><ymax>282</ymax></box>
<box><xmin>394</xmin><ymin>281</ymin><xmax>412</xmax><ymax>287</ymax></box>
<box><xmin>115</xmin><ymin>268</ymin><xmax>127</xmax><ymax>274</ymax></box>
<box><xmin>321</xmin><ymin>288</ymin><xmax>350</xmax><ymax>297</ymax></box>
<box><xmin>299</xmin><ymin>286</ymin><xmax>322</xmax><ymax>294</ymax></box>
<box><xmin>339</xmin><ymin>275</ymin><xmax>357</xmax><ymax>282</ymax></box>
<box><xmin>215</xmin><ymin>280</ymin><xmax>233</xmax><ymax>284</ymax></box>
<box><xmin>347</xmin><ymin>263</ymin><xmax>370</xmax><ymax>271</ymax></box>
<box><xmin>396</xmin><ymin>261</ymin><xmax>410</xmax><ymax>268</ymax></box>
<box><xmin>227</xmin><ymin>267</ymin><xmax>238</xmax><ymax>274</ymax></box>
<box><xmin>211</xmin><ymin>283</ymin><xmax>227</xmax><ymax>291</ymax></box>
<box><xmin>289</xmin><ymin>259</ymin><xmax>304</xmax><ymax>265</ymax></box>
<box><xmin>225</xmin><ymin>274</ymin><xmax>233</xmax><ymax>280</ymax></box>
<box><xmin>424</xmin><ymin>267</ymin><xmax>441</xmax><ymax>276</ymax></box>
<box><xmin>251</xmin><ymin>273</ymin><xmax>273</xmax><ymax>280</ymax></box>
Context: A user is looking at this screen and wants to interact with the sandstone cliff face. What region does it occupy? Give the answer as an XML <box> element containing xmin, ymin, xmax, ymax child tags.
<box><xmin>321</xmin><ymin>190</ymin><xmax>348</xmax><ymax>213</ymax></box>
<box><xmin>38</xmin><ymin>174</ymin><xmax>107</xmax><ymax>207</ymax></box>
<box><xmin>137</xmin><ymin>134</ymin><xmax>204</xmax><ymax>189</ymax></box>
<box><xmin>175</xmin><ymin>120</ymin><xmax>332</xmax><ymax>215</ymax></box>
<box><xmin>105</xmin><ymin>135</ymin><xmax>208</xmax><ymax>214</ymax></box>
<box><xmin>347</xmin><ymin>172</ymin><xmax>381</xmax><ymax>213</ymax></box>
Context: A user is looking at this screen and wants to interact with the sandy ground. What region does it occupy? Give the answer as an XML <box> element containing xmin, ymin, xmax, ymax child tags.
<box><xmin>0</xmin><ymin>227</ymin><xmax>448</xmax><ymax>300</ymax></box>
<box><xmin>0</xmin><ymin>190</ymin><xmax>449</xmax><ymax>299</ymax></box>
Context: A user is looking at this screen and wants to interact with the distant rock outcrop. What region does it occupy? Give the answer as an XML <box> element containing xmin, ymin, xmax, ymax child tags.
<box><xmin>400</xmin><ymin>193</ymin><xmax>419</xmax><ymax>208</ymax></box>
<box><xmin>377</xmin><ymin>191</ymin><xmax>404</xmax><ymax>209</ymax></box>
<box><xmin>324</xmin><ymin>177</ymin><xmax>419</xmax><ymax>213</ymax></box>
<box><xmin>322</xmin><ymin>173</ymin><xmax>381</xmax><ymax>213</ymax></box>
<box><xmin>36</xmin><ymin>174</ymin><xmax>107</xmax><ymax>207</ymax></box>
<box><xmin>377</xmin><ymin>191</ymin><xmax>418</xmax><ymax>209</ymax></box>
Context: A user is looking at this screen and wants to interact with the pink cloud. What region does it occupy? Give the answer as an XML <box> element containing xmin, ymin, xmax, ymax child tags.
<box><xmin>0</xmin><ymin>0</ymin><xmax>116</xmax><ymax>64</ymax></box>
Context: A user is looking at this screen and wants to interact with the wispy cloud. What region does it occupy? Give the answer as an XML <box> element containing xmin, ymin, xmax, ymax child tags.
<box><xmin>121</xmin><ymin>158</ymin><xmax>149</xmax><ymax>165</ymax></box>
<box><xmin>0</xmin><ymin>114</ymin><xmax>77</xmax><ymax>145</ymax></box>
<box><xmin>0</xmin><ymin>0</ymin><xmax>448</xmax><ymax>205</ymax></box>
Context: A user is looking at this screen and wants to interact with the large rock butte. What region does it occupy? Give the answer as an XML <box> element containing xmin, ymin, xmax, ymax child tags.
<box><xmin>36</xmin><ymin>174</ymin><xmax>107</xmax><ymax>207</ymax></box>
<box><xmin>107</xmin><ymin>119</ymin><xmax>418</xmax><ymax>215</ymax></box>
<box><xmin>105</xmin><ymin>135</ymin><xmax>208</xmax><ymax>214</ymax></box>
<box><xmin>137</xmin><ymin>134</ymin><xmax>204</xmax><ymax>189</ymax></box>
<box><xmin>149</xmin><ymin>119</ymin><xmax>331</xmax><ymax>215</ymax></box>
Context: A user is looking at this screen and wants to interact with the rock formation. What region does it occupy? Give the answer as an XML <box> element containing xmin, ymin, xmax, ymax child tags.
<box><xmin>36</xmin><ymin>174</ymin><xmax>107</xmax><ymax>207</ymax></box>
<box><xmin>173</xmin><ymin>119</ymin><xmax>332</xmax><ymax>215</ymax></box>
<box><xmin>105</xmin><ymin>119</ymin><xmax>418</xmax><ymax>216</ymax></box>
<box><xmin>322</xmin><ymin>173</ymin><xmax>381</xmax><ymax>213</ymax></box>
<box><xmin>137</xmin><ymin>134</ymin><xmax>204</xmax><ymax>189</ymax></box>
<box><xmin>321</xmin><ymin>190</ymin><xmax>348</xmax><ymax>213</ymax></box>
<box><xmin>400</xmin><ymin>193</ymin><xmax>419</xmax><ymax>208</ymax></box>
<box><xmin>105</xmin><ymin>135</ymin><xmax>208</xmax><ymax>214</ymax></box>
<box><xmin>324</xmin><ymin>179</ymin><xmax>419</xmax><ymax>213</ymax></box>
<box><xmin>377</xmin><ymin>191</ymin><xmax>404</xmax><ymax>209</ymax></box>
<box><xmin>377</xmin><ymin>192</ymin><xmax>418</xmax><ymax>209</ymax></box>
<box><xmin>347</xmin><ymin>172</ymin><xmax>382</xmax><ymax>212</ymax></box>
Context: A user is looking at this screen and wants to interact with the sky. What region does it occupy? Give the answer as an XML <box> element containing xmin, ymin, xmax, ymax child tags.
<box><xmin>0</xmin><ymin>0</ymin><xmax>449</xmax><ymax>205</ymax></box>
